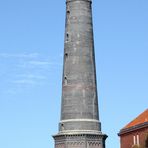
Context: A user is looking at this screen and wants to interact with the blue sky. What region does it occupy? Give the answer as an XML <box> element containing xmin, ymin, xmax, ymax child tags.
<box><xmin>0</xmin><ymin>0</ymin><xmax>147</xmax><ymax>148</ymax></box>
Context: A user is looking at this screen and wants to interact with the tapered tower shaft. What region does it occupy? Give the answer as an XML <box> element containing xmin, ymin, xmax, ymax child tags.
<box><xmin>60</xmin><ymin>0</ymin><xmax>100</xmax><ymax>133</ymax></box>
<box><xmin>53</xmin><ymin>0</ymin><xmax>107</xmax><ymax>147</ymax></box>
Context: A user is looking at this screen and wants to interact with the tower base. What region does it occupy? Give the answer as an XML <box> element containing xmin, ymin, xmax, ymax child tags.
<box><xmin>53</xmin><ymin>132</ymin><xmax>107</xmax><ymax>148</ymax></box>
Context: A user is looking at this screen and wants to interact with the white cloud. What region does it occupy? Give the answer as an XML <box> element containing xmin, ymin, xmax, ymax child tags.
<box><xmin>12</xmin><ymin>79</ymin><xmax>36</xmax><ymax>85</ymax></box>
<box><xmin>28</xmin><ymin>61</ymin><xmax>50</xmax><ymax>66</ymax></box>
<box><xmin>0</xmin><ymin>52</ymin><xmax>62</xmax><ymax>92</ymax></box>
<box><xmin>16</xmin><ymin>74</ymin><xmax>46</xmax><ymax>80</ymax></box>
<box><xmin>0</xmin><ymin>53</ymin><xmax>39</xmax><ymax>58</ymax></box>
<box><xmin>28</xmin><ymin>60</ymin><xmax>62</xmax><ymax>66</ymax></box>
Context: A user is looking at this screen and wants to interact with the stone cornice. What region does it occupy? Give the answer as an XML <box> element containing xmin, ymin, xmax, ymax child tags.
<box><xmin>66</xmin><ymin>0</ymin><xmax>92</xmax><ymax>4</ymax></box>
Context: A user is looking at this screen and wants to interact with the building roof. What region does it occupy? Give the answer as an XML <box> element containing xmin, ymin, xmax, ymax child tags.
<box><xmin>118</xmin><ymin>109</ymin><xmax>148</xmax><ymax>136</ymax></box>
<box><xmin>123</xmin><ymin>109</ymin><xmax>148</xmax><ymax>129</ymax></box>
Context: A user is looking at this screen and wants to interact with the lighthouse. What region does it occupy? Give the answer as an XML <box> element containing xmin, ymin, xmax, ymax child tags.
<box><xmin>53</xmin><ymin>0</ymin><xmax>107</xmax><ymax>147</ymax></box>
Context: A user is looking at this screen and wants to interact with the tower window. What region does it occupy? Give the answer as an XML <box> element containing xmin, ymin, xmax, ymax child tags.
<box><xmin>67</xmin><ymin>10</ymin><xmax>70</xmax><ymax>15</ymax></box>
<box><xmin>65</xmin><ymin>53</ymin><xmax>68</xmax><ymax>62</ymax></box>
<box><xmin>64</xmin><ymin>76</ymin><xmax>68</xmax><ymax>85</ymax></box>
<box><xmin>65</xmin><ymin>53</ymin><xmax>68</xmax><ymax>58</ymax></box>
<box><xmin>67</xmin><ymin>33</ymin><xmax>69</xmax><ymax>38</ymax></box>
<box><xmin>61</xmin><ymin>123</ymin><xmax>64</xmax><ymax>130</ymax></box>
<box><xmin>66</xmin><ymin>33</ymin><xmax>69</xmax><ymax>42</ymax></box>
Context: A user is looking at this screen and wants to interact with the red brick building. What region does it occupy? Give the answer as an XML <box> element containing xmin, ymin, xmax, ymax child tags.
<box><xmin>118</xmin><ymin>109</ymin><xmax>148</xmax><ymax>148</ymax></box>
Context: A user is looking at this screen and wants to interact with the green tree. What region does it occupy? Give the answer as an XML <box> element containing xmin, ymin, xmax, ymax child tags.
<box><xmin>132</xmin><ymin>144</ymin><xmax>140</xmax><ymax>148</ymax></box>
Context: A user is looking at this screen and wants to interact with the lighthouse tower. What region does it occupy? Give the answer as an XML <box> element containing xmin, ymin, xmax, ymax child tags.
<box><xmin>53</xmin><ymin>0</ymin><xmax>107</xmax><ymax>147</ymax></box>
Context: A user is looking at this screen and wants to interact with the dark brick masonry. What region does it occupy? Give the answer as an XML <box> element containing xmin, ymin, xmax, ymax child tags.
<box><xmin>53</xmin><ymin>0</ymin><xmax>107</xmax><ymax>147</ymax></box>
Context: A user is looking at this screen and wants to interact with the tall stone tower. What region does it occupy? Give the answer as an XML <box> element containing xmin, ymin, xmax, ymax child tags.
<box><xmin>53</xmin><ymin>0</ymin><xmax>107</xmax><ymax>147</ymax></box>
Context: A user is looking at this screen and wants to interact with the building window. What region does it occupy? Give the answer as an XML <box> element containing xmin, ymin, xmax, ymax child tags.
<box><xmin>137</xmin><ymin>135</ymin><xmax>139</xmax><ymax>145</ymax></box>
<box><xmin>133</xmin><ymin>134</ymin><xmax>140</xmax><ymax>147</ymax></box>
<box><xmin>133</xmin><ymin>136</ymin><xmax>136</xmax><ymax>145</ymax></box>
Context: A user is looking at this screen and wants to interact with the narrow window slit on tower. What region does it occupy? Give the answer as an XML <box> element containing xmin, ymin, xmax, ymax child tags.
<box><xmin>64</xmin><ymin>76</ymin><xmax>68</xmax><ymax>85</ymax></box>
<box><xmin>67</xmin><ymin>10</ymin><xmax>70</xmax><ymax>15</ymax></box>
<box><xmin>65</xmin><ymin>53</ymin><xmax>68</xmax><ymax>58</ymax></box>
<box><xmin>61</xmin><ymin>123</ymin><xmax>64</xmax><ymax>130</ymax></box>
<box><xmin>66</xmin><ymin>33</ymin><xmax>69</xmax><ymax>41</ymax></box>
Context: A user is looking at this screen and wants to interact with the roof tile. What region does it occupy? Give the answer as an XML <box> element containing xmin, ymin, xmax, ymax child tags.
<box><xmin>123</xmin><ymin>109</ymin><xmax>148</xmax><ymax>129</ymax></box>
